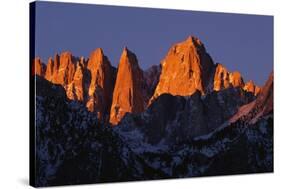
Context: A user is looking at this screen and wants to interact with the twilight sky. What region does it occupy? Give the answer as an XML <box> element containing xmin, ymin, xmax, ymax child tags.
<box><xmin>34</xmin><ymin>1</ymin><xmax>273</xmax><ymax>86</ymax></box>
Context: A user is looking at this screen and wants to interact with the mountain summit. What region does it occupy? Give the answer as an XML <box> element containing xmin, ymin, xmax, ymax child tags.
<box><xmin>86</xmin><ymin>48</ymin><xmax>116</xmax><ymax>120</ymax></box>
<box><xmin>109</xmin><ymin>47</ymin><xmax>145</xmax><ymax>125</ymax></box>
<box><xmin>150</xmin><ymin>36</ymin><xmax>215</xmax><ymax>104</ymax></box>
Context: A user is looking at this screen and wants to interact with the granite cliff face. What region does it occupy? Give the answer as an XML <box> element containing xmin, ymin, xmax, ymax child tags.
<box><xmin>67</xmin><ymin>61</ymin><xmax>84</xmax><ymax>101</ymax></box>
<box><xmin>45</xmin><ymin>54</ymin><xmax>60</xmax><ymax>82</ymax></box>
<box><xmin>150</xmin><ymin>36</ymin><xmax>215</xmax><ymax>104</ymax></box>
<box><xmin>109</xmin><ymin>47</ymin><xmax>145</xmax><ymax>125</ymax></box>
<box><xmin>243</xmin><ymin>80</ymin><xmax>261</xmax><ymax>96</ymax></box>
<box><xmin>33</xmin><ymin>57</ymin><xmax>45</xmax><ymax>76</ymax></box>
<box><xmin>86</xmin><ymin>48</ymin><xmax>116</xmax><ymax>120</ymax></box>
<box><xmin>213</xmin><ymin>63</ymin><xmax>260</xmax><ymax>95</ymax></box>
<box><xmin>43</xmin><ymin>52</ymin><xmax>84</xmax><ymax>101</ymax></box>
<box><xmin>213</xmin><ymin>64</ymin><xmax>244</xmax><ymax>90</ymax></box>
<box><xmin>35</xmin><ymin>49</ymin><xmax>116</xmax><ymax>120</ymax></box>
<box><xmin>54</xmin><ymin>52</ymin><xmax>76</xmax><ymax>85</ymax></box>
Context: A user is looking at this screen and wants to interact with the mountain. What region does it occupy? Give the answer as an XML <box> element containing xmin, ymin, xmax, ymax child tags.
<box><xmin>230</xmin><ymin>72</ymin><xmax>273</xmax><ymax>124</ymax></box>
<box><xmin>113</xmin><ymin>71</ymin><xmax>273</xmax><ymax>180</ymax></box>
<box><xmin>32</xmin><ymin>57</ymin><xmax>45</xmax><ymax>76</ymax></box>
<box><xmin>43</xmin><ymin>52</ymin><xmax>85</xmax><ymax>101</ymax></box>
<box><xmin>115</xmin><ymin>87</ymin><xmax>254</xmax><ymax>145</ymax></box>
<box><xmin>149</xmin><ymin>36</ymin><xmax>259</xmax><ymax>105</ymax></box>
<box><xmin>34</xmin><ymin>71</ymin><xmax>273</xmax><ymax>186</ymax></box>
<box><xmin>32</xmin><ymin>35</ymin><xmax>273</xmax><ymax>186</ymax></box>
<box><xmin>213</xmin><ymin>63</ymin><xmax>244</xmax><ymax>90</ymax></box>
<box><xmin>33</xmin><ymin>35</ymin><xmax>261</xmax><ymax>125</ymax></box>
<box><xmin>109</xmin><ymin>47</ymin><xmax>145</xmax><ymax>125</ymax></box>
<box><xmin>243</xmin><ymin>80</ymin><xmax>261</xmax><ymax>96</ymax></box>
<box><xmin>213</xmin><ymin>63</ymin><xmax>261</xmax><ymax>96</ymax></box>
<box><xmin>150</xmin><ymin>36</ymin><xmax>215</xmax><ymax>104</ymax></box>
<box><xmin>86</xmin><ymin>48</ymin><xmax>116</xmax><ymax>120</ymax></box>
<box><xmin>35</xmin><ymin>49</ymin><xmax>116</xmax><ymax>121</ymax></box>
<box><xmin>35</xmin><ymin>76</ymin><xmax>163</xmax><ymax>186</ymax></box>
<box><xmin>67</xmin><ymin>61</ymin><xmax>84</xmax><ymax>101</ymax></box>
<box><xmin>45</xmin><ymin>54</ymin><xmax>59</xmax><ymax>82</ymax></box>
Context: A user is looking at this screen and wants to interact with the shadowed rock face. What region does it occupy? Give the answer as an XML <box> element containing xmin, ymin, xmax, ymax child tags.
<box><xmin>109</xmin><ymin>47</ymin><xmax>145</xmax><ymax>125</ymax></box>
<box><xmin>117</xmin><ymin>87</ymin><xmax>255</xmax><ymax>143</ymax></box>
<box><xmin>143</xmin><ymin>65</ymin><xmax>161</xmax><ymax>105</ymax></box>
<box><xmin>86</xmin><ymin>48</ymin><xmax>116</xmax><ymax>121</ymax></box>
<box><xmin>256</xmin><ymin>72</ymin><xmax>273</xmax><ymax>115</ymax></box>
<box><xmin>150</xmin><ymin>36</ymin><xmax>215</xmax><ymax>104</ymax></box>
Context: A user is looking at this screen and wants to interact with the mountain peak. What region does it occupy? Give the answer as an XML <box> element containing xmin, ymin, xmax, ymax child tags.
<box><xmin>230</xmin><ymin>71</ymin><xmax>244</xmax><ymax>87</ymax></box>
<box><xmin>60</xmin><ymin>51</ymin><xmax>72</xmax><ymax>58</ymax></box>
<box><xmin>150</xmin><ymin>36</ymin><xmax>214</xmax><ymax>103</ymax></box>
<box><xmin>213</xmin><ymin>64</ymin><xmax>248</xmax><ymax>91</ymax></box>
<box><xmin>110</xmin><ymin>48</ymin><xmax>144</xmax><ymax>125</ymax></box>
<box><xmin>96</xmin><ymin>47</ymin><xmax>104</xmax><ymax>55</ymax></box>
<box><xmin>87</xmin><ymin>48</ymin><xmax>108</xmax><ymax>71</ymax></box>
<box><xmin>32</xmin><ymin>57</ymin><xmax>45</xmax><ymax>76</ymax></box>
<box><xmin>123</xmin><ymin>46</ymin><xmax>128</xmax><ymax>52</ymax></box>
<box><xmin>121</xmin><ymin>46</ymin><xmax>132</xmax><ymax>56</ymax></box>
<box><xmin>244</xmin><ymin>80</ymin><xmax>261</xmax><ymax>95</ymax></box>
<box><xmin>86</xmin><ymin>48</ymin><xmax>116</xmax><ymax>120</ymax></box>
<box><xmin>119</xmin><ymin>47</ymin><xmax>139</xmax><ymax>69</ymax></box>
<box><xmin>185</xmin><ymin>35</ymin><xmax>203</xmax><ymax>47</ymax></box>
<box><xmin>89</xmin><ymin>48</ymin><xmax>104</xmax><ymax>59</ymax></box>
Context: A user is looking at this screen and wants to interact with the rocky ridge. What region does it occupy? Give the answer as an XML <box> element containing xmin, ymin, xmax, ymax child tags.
<box><xmin>33</xmin><ymin>36</ymin><xmax>261</xmax><ymax>125</ymax></box>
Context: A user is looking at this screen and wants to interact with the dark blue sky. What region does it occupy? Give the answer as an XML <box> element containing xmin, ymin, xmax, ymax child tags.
<box><xmin>34</xmin><ymin>1</ymin><xmax>273</xmax><ymax>86</ymax></box>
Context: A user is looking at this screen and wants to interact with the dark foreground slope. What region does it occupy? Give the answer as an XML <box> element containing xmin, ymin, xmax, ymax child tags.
<box><xmin>34</xmin><ymin>74</ymin><xmax>273</xmax><ymax>186</ymax></box>
<box><xmin>35</xmin><ymin>76</ymin><xmax>165</xmax><ymax>186</ymax></box>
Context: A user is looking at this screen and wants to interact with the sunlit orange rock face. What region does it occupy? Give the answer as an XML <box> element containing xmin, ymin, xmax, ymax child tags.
<box><xmin>213</xmin><ymin>63</ymin><xmax>232</xmax><ymax>91</ymax></box>
<box><xmin>86</xmin><ymin>48</ymin><xmax>116</xmax><ymax>120</ymax></box>
<box><xmin>67</xmin><ymin>62</ymin><xmax>85</xmax><ymax>101</ymax></box>
<box><xmin>109</xmin><ymin>47</ymin><xmax>145</xmax><ymax>125</ymax></box>
<box><xmin>33</xmin><ymin>57</ymin><xmax>45</xmax><ymax>76</ymax></box>
<box><xmin>150</xmin><ymin>36</ymin><xmax>214</xmax><ymax>103</ymax></box>
<box><xmin>213</xmin><ymin>63</ymin><xmax>260</xmax><ymax>95</ymax></box>
<box><xmin>244</xmin><ymin>80</ymin><xmax>261</xmax><ymax>96</ymax></box>
<box><xmin>45</xmin><ymin>54</ymin><xmax>60</xmax><ymax>82</ymax></box>
<box><xmin>34</xmin><ymin>35</ymin><xmax>262</xmax><ymax>125</ymax></box>
<box><xmin>42</xmin><ymin>49</ymin><xmax>116</xmax><ymax>120</ymax></box>
<box><xmin>229</xmin><ymin>71</ymin><xmax>244</xmax><ymax>87</ymax></box>
<box><xmin>45</xmin><ymin>57</ymin><xmax>54</xmax><ymax>80</ymax></box>
<box><xmin>44</xmin><ymin>52</ymin><xmax>85</xmax><ymax>101</ymax></box>
<box><xmin>55</xmin><ymin>52</ymin><xmax>76</xmax><ymax>85</ymax></box>
<box><xmin>213</xmin><ymin>64</ymin><xmax>244</xmax><ymax>91</ymax></box>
